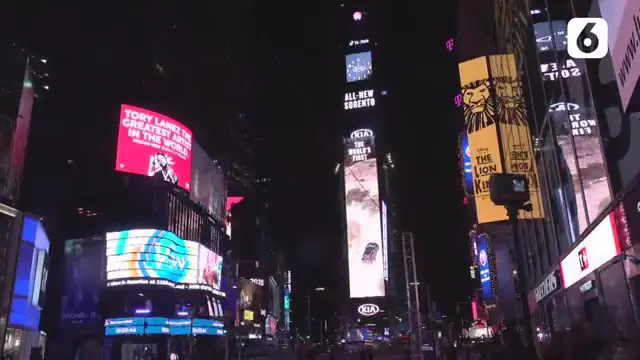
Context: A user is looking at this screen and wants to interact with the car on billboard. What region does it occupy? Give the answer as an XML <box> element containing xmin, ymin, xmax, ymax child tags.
<box><xmin>115</xmin><ymin>104</ymin><xmax>193</xmax><ymax>191</ymax></box>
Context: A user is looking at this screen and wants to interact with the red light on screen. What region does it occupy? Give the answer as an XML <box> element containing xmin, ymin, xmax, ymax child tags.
<box><xmin>353</xmin><ymin>11</ymin><xmax>363</xmax><ymax>21</ymax></box>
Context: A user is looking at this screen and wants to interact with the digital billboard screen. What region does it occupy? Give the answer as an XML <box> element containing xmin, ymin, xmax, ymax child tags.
<box><xmin>344</xmin><ymin>129</ymin><xmax>384</xmax><ymax>298</ymax></box>
<box><xmin>9</xmin><ymin>216</ymin><xmax>50</xmax><ymax>330</ymax></box>
<box><xmin>460</xmin><ymin>133</ymin><xmax>473</xmax><ymax>196</ymax></box>
<box><xmin>346</xmin><ymin>51</ymin><xmax>373</xmax><ymax>83</ymax></box>
<box><xmin>104</xmin><ymin>317</ymin><xmax>224</xmax><ymax>336</ymax></box>
<box><xmin>61</xmin><ymin>237</ymin><xmax>105</xmax><ymax>329</ymax></box>
<box><xmin>191</xmin><ymin>142</ymin><xmax>226</xmax><ymax>223</ymax></box>
<box><xmin>106</xmin><ymin>229</ymin><xmax>224</xmax><ymax>296</ymax></box>
<box><xmin>475</xmin><ymin>233</ymin><xmax>493</xmax><ymax>301</ymax></box>
<box><xmin>198</xmin><ymin>245</ymin><xmax>223</xmax><ymax>291</ymax></box>
<box><xmin>115</xmin><ymin>104</ymin><xmax>193</xmax><ymax>191</ymax></box>
<box><xmin>381</xmin><ymin>201</ymin><xmax>388</xmax><ymax>282</ymax></box>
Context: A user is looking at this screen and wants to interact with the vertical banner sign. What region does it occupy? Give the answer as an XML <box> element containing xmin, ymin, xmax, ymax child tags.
<box><xmin>459</xmin><ymin>55</ymin><xmax>544</xmax><ymax>223</ymax></box>
<box><xmin>489</xmin><ymin>54</ymin><xmax>544</xmax><ymax>220</ymax></box>
<box><xmin>459</xmin><ymin>57</ymin><xmax>505</xmax><ymax>224</ymax></box>
<box><xmin>381</xmin><ymin>201</ymin><xmax>388</xmax><ymax>281</ymax></box>
<box><xmin>475</xmin><ymin>233</ymin><xmax>494</xmax><ymax>301</ymax></box>
<box><xmin>6</xmin><ymin>63</ymin><xmax>35</xmax><ymax>202</ymax></box>
<box><xmin>344</xmin><ymin>129</ymin><xmax>385</xmax><ymax>298</ymax></box>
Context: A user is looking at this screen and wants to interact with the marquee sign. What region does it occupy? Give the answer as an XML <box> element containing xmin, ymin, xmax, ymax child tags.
<box><xmin>357</xmin><ymin>303</ymin><xmax>380</xmax><ymax>316</ymax></box>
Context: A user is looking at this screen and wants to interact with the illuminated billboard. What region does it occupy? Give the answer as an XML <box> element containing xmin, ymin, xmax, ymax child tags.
<box><xmin>475</xmin><ymin>233</ymin><xmax>494</xmax><ymax>301</ymax></box>
<box><xmin>344</xmin><ymin>129</ymin><xmax>385</xmax><ymax>298</ymax></box>
<box><xmin>381</xmin><ymin>201</ymin><xmax>388</xmax><ymax>281</ymax></box>
<box><xmin>9</xmin><ymin>216</ymin><xmax>50</xmax><ymax>330</ymax></box>
<box><xmin>460</xmin><ymin>133</ymin><xmax>474</xmax><ymax>197</ymax></box>
<box><xmin>61</xmin><ymin>237</ymin><xmax>104</xmax><ymax>329</ymax></box>
<box><xmin>560</xmin><ymin>211</ymin><xmax>621</xmax><ymax>288</ymax></box>
<box><xmin>115</xmin><ymin>104</ymin><xmax>193</xmax><ymax>191</ymax></box>
<box><xmin>106</xmin><ymin>229</ymin><xmax>224</xmax><ymax>296</ymax></box>
<box><xmin>104</xmin><ymin>317</ymin><xmax>224</xmax><ymax>337</ymax></box>
<box><xmin>191</xmin><ymin>142</ymin><xmax>226</xmax><ymax>223</ymax></box>
<box><xmin>346</xmin><ymin>51</ymin><xmax>373</xmax><ymax>83</ymax></box>
<box><xmin>458</xmin><ymin>55</ymin><xmax>544</xmax><ymax>223</ymax></box>
<box><xmin>225</xmin><ymin>196</ymin><xmax>244</xmax><ymax>237</ymax></box>
<box><xmin>344</xmin><ymin>89</ymin><xmax>376</xmax><ymax>110</ymax></box>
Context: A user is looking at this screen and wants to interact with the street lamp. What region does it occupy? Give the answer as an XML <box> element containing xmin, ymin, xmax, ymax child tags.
<box><xmin>307</xmin><ymin>287</ymin><xmax>326</xmax><ymax>340</ymax></box>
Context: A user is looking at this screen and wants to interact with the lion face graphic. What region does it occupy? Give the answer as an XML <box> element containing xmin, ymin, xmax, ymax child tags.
<box><xmin>494</xmin><ymin>77</ymin><xmax>528</xmax><ymax>126</ymax></box>
<box><xmin>462</xmin><ymin>80</ymin><xmax>496</xmax><ymax>133</ymax></box>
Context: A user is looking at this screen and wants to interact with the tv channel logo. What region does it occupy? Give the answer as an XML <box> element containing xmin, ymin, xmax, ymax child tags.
<box><xmin>567</xmin><ymin>18</ymin><xmax>608</xmax><ymax>59</ymax></box>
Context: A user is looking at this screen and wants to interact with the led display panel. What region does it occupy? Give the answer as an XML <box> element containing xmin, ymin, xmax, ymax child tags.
<box><xmin>560</xmin><ymin>211</ymin><xmax>621</xmax><ymax>288</ymax></box>
<box><xmin>115</xmin><ymin>104</ymin><xmax>193</xmax><ymax>191</ymax></box>
<box><xmin>345</xmin><ymin>51</ymin><xmax>373</xmax><ymax>83</ymax></box>
<box><xmin>381</xmin><ymin>201</ymin><xmax>388</xmax><ymax>281</ymax></box>
<box><xmin>344</xmin><ymin>129</ymin><xmax>384</xmax><ymax>298</ymax></box>
<box><xmin>9</xmin><ymin>216</ymin><xmax>50</xmax><ymax>330</ymax></box>
<box><xmin>105</xmin><ymin>229</ymin><xmax>224</xmax><ymax>295</ymax></box>
<box><xmin>460</xmin><ymin>132</ymin><xmax>474</xmax><ymax>196</ymax></box>
<box><xmin>198</xmin><ymin>245</ymin><xmax>223</xmax><ymax>291</ymax></box>
<box><xmin>459</xmin><ymin>55</ymin><xmax>545</xmax><ymax>223</ymax></box>
<box><xmin>475</xmin><ymin>233</ymin><xmax>493</xmax><ymax>301</ymax></box>
<box><xmin>190</xmin><ymin>142</ymin><xmax>226</xmax><ymax>223</ymax></box>
<box><xmin>104</xmin><ymin>317</ymin><xmax>224</xmax><ymax>336</ymax></box>
<box><xmin>61</xmin><ymin>237</ymin><xmax>104</xmax><ymax>329</ymax></box>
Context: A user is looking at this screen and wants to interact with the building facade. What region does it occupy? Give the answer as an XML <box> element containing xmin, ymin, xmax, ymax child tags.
<box><xmin>0</xmin><ymin>38</ymin><xmax>53</xmax><ymax>360</ymax></box>
<box><xmin>457</xmin><ymin>0</ymin><xmax>640</xmax><ymax>348</ymax></box>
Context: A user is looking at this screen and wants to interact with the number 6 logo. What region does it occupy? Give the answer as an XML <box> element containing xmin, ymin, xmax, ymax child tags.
<box><xmin>567</xmin><ymin>18</ymin><xmax>608</xmax><ymax>59</ymax></box>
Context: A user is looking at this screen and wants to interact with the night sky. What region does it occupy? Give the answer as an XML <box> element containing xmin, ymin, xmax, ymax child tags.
<box><xmin>14</xmin><ymin>0</ymin><xmax>470</xmax><ymax>318</ymax></box>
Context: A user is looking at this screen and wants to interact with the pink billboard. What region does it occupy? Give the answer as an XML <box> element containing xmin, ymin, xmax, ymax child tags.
<box><xmin>115</xmin><ymin>104</ymin><xmax>193</xmax><ymax>191</ymax></box>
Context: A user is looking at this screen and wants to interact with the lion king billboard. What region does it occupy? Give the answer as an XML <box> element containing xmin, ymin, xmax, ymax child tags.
<box><xmin>459</xmin><ymin>54</ymin><xmax>544</xmax><ymax>223</ymax></box>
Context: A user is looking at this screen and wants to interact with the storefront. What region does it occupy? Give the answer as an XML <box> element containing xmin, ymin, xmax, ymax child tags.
<box><xmin>528</xmin><ymin>268</ymin><xmax>566</xmax><ymax>345</ymax></box>
<box><xmin>529</xmin><ymin>208</ymin><xmax>640</xmax><ymax>343</ymax></box>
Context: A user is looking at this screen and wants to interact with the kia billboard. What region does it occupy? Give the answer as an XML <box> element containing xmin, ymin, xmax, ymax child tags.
<box><xmin>344</xmin><ymin>129</ymin><xmax>385</xmax><ymax>298</ymax></box>
<box><xmin>105</xmin><ymin>229</ymin><xmax>224</xmax><ymax>295</ymax></box>
<box><xmin>115</xmin><ymin>104</ymin><xmax>193</xmax><ymax>191</ymax></box>
<box><xmin>191</xmin><ymin>142</ymin><xmax>226</xmax><ymax>223</ymax></box>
